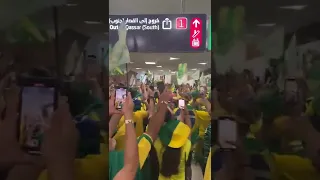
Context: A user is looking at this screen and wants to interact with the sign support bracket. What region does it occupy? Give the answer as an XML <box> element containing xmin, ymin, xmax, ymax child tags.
<box><xmin>180</xmin><ymin>0</ymin><xmax>185</xmax><ymax>14</ymax></box>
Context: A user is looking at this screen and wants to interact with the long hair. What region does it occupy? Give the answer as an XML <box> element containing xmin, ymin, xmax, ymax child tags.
<box><xmin>160</xmin><ymin>146</ymin><xmax>182</xmax><ymax>177</ymax></box>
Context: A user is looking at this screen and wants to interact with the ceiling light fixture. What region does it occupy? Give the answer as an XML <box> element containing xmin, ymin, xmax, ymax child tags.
<box><xmin>256</xmin><ymin>23</ymin><xmax>276</xmax><ymax>27</ymax></box>
<box><xmin>135</xmin><ymin>68</ymin><xmax>142</xmax><ymax>70</ymax></box>
<box><xmin>66</xmin><ymin>3</ymin><xmax>78</xmax><ymax>6</ymax></box>
<box><xmin>159</xmin><ymin>70</ymin><xmax>164</xmax><ymax>71</ymax></box>
<box><xmin>169</xmin><ymin>57</ymin><xmax>180</xmax><ymax>60</ymax></box>
<box><xmin>198</xmin><ymin>63</ymin><xmax>207</xmax><ymax>65</ymax></box>
<box><xmin>156</xmin><ymin>66</ymin><xmax>162</xmax><ymax>67</ymax></box>
<box><xmin>84</xmin><ymin>21</ymin><xmax>102</xmax><ymax>25</ymax></box>
<box><xmin>191</xmin><ymin>68</ymin><xmax>197</xmax><ymax>70</ymax></box>
<box><xmin>171</xmin><ymin>71</ymin><xmax>176</xmax><ymax>74</ymax></box>
<box><xmin>129</xmin><ymin>61</ymin><xmax>134</xmax><ymax>64</ymax></box>
<box><xmin>279</xmin><ymin>5</ymin><xmax>307</xmax><ymax>10</ymax></box>
<box><xmin>145</xmin><ymin>62</ymin><xmax>156</xmax><ymax>65</ymax></box>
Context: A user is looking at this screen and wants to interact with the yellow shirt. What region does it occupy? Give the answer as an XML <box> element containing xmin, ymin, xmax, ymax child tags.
<box><xmin>203</xmin><ymin>148</ymin><xmax>211</xmax><ymax>180</ymax></box>
<box><xmin>154</xmin><ymin>139</ymin><xmax>191</xmax><ymax>180</ymax></box>
<box><xmin>38</xmin><ymin>144</ymin><xmax>109</xmax><ymax>180</ymax></box>
<box><xmin>38</xmin><ymin>134</ymin><xmax>153</xmax><ymax>180</ymax></box>
<box><xmin>272</xmin><ymin>154</ymin><xmax>320</xmax><ymax>180</ymax></box>
<box><xmin>114</xmin><ymin>111</ymin><xmax>148</xmax><ymax>150</ymax></box>
<box><xmin>194</xmin><ymin>110</ymin><xmax>211</xmax><ymax>138</ymax></box>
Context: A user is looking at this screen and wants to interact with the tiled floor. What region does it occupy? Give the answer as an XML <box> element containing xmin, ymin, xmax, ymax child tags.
<box><xmin>191</xmin><ymin>163</ymin><xmax>204</xmax><ymax>180</ymax></box>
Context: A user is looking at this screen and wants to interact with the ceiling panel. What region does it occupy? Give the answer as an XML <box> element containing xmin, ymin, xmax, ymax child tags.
<box><xmin>127</xmin><ymin>52</ymin><xmax>211</xmax><ymax>73</ymax></box>
<box><xmin>212</xmin><ymin>0</ymin><xmax>320</xmax><ymax>35</ymax></box>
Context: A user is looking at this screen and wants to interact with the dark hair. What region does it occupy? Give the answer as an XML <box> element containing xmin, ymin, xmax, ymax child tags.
<box><xmin>147</xmin><ymin>145</ymin><xmax>160</xmax><ymax>179</ymax></box>
<box><xmin>160</xmin><ymin>146</ymin><xmax>181</xmax><ymax>177</ymax></box>
<box><xmin>164</xmin><ymin>109</ymin><xmax>172</xmax><ymax>123</ymax></box>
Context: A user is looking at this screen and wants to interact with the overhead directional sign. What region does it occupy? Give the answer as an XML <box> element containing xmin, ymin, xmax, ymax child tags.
<box><xmin>109</xmin><ymin>14</ymin><xmax>207</xmax><ymax>52</ymax></box>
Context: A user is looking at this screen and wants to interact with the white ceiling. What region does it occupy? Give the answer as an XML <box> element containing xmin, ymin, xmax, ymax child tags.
<box><xmin>127</xmin><ymin>52</ymin><xmax>211</xmax><ymax>74</ymax></box>
<box><xmin>212</xmin><ymin>0</ymin><xmax>320</xmax><ymax>36</ymax></box>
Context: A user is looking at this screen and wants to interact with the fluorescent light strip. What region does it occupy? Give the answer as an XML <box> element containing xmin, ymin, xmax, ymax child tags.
<box><xmin>169</xmin><ymin>57</ymin><xmax>180</xmax><ymax>60</ymax></box>
<box><xmin>279</xmin><ymin>5</ymin><xmax>307</xmax><ymax>10</ymax></box>
<box><xmin>256</xmin><ymin>23</ymin><xmax>276</xmax><ymax>27</ymax></box>
<box><xmin>84</xmin><ymin>21</ymin><xmax>102</xmax><ymax>24</ymax></box>
<box><xmin>136</xmin><ymin>68</ymin><xmax>142</xmax><ymax>69</ymax></box>
<box><xmin>198</xmin><ymin>63</ymin><xmax>207</xmax><ymax>65</ymax></box>
<box><xmin>156</xmin><ymin>66</ymin><xmax>162</xmax><ymax>67</ymax></box>
<box><xmin>66</xmin><ymin>3</ymin><xmax>78</xmax><ymax>6</ymax></box>
<box><xmin>145</xmin><ymin>62</ymin><xmax>156</xmax><ymax>64</ymax></box>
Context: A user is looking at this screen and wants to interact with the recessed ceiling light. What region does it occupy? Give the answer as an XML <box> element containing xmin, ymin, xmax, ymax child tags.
<box><xmin>191</xmin><ymin>68</ymin><xmax>197</xmax><ymax>70</ymax></box>
<box><xmin>145</xmin><ymin>62</ymin><xmax>156</xmax><ymax>65</ymax></box>
<box><xmin>169</xmin><ymin>57</ymin><xmax>180</xmax><ymax>60</ymax></box>
<box><xmin>159</xmin><ymin>70</ymin><xmax>163</xmax><ymax>71</ymax></box>
<box><xmin>279</xmin><ymin>5</ymin><xmax>307</xmax><ymax>10</ymax></box>
<box><xmin>135</xmin><ymin>68</ymin><xmax>142</xmax><ymax>70</ymax></box>
<box><xmin>256</xmin><ymin>23</ymin><xmax>276</xmax><ymax>27</ymax></box>
<box><xmin>156</xmin><ymin>66</ymin><xmax>162</xmax><ymax>67</ymax></box>
<box><xmin>66</xmin><ymin>3</ymin><xmax>78</xmax><ymax>6</ymax></box>
<box><xmin>84</xmin><ymin>21</ymin><xmax>102</xmax><ymax>25</ymax></box>
<box><xmin>198</xmin><ymin>63</ymin><xmax>207</xmax><ymax>65</ymax></box>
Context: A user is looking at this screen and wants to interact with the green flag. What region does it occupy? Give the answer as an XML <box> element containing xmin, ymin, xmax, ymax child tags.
<box><xmin>214</xmin><ymin>6</ymin><xmax>245</xmax><ymax>55</ymax></box>
<box><xmin>177</xmin><ymin>63</ymin><xmax>187</xmax><ymax>80</ymax></box>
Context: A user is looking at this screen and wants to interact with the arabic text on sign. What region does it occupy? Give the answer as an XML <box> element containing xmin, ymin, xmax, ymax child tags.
<box><xmin>109</xmin><ymin>17</ymin><xmax>160</xmax><ymax>25</ymax></box>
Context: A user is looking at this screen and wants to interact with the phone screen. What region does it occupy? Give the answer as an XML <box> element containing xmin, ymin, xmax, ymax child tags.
<box><xmin>115</xmin><ymin>87</ymin><xmax>127</xmax><ymax>109</ymax></box>
<box><xmin>178</xmin><ymin>99</ymin><xmax>185</xmax><ymax>109</ymax></box>
<box><xmin>218</xmin><ymin>119</ymin><xmax>237</xmax><ymax>149</ymax></box>
<box><xmin>19</xmin><ymin>86</ymin><xmax>55</xmax><ymax>154</ymax></box>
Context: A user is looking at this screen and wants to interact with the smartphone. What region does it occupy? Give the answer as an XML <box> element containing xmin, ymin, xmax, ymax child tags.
<box><xmin>178</xmin><ymin>99</ymin><xmax>185</xmax><ymax>109</ymax></box>
<box><xmin>217</xmin><ymin>117</ymin><xmax>237</xmax><ymax>150</ymax></box>
<box><xmin>115</xmin><ymin>87</ymin><xmax>127</xmax><ymax>109</ymax></box>
<box><xmin>18</xmin><ymin>76</ymin><xmax>58</xmax><ymax>155</ymax></box>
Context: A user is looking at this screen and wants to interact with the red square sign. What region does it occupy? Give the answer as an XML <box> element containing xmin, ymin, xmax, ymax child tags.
<box><xmin>175</xmin><ymin>17</ymin><xmax>188</xmax><ymax>29</ymax></box>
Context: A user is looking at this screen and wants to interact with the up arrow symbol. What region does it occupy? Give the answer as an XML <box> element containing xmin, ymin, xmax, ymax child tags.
<box><xmin>192</xmin><ymin>19</ymin><xmax>200</xmax><ymax>28</ymax></box>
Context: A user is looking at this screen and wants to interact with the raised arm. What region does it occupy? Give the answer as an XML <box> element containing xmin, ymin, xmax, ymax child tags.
<box><xmin>114</xmin><ymin>93</ymin><xmax>138</xmax><ymax>180</ymax></box>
